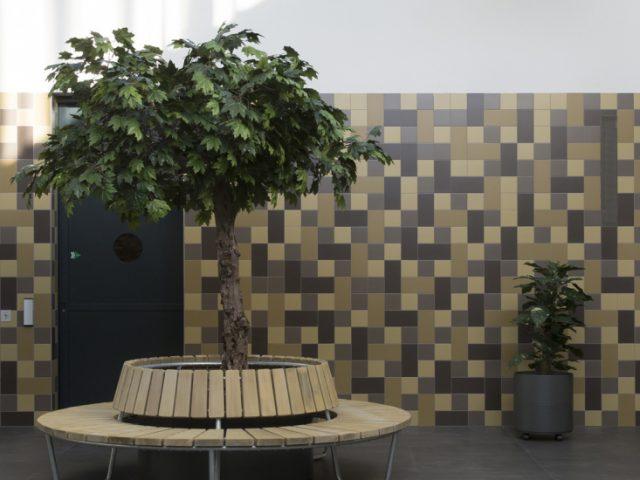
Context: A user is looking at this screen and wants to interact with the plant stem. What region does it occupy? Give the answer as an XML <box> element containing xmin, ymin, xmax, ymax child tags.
<box><xmin>214</xmin><ymin>206</ymin><xmax>249</xmax><ymax>370</ymax></box>
<box><xmin>540</xmin><ymin>359</ymin><xmax>552</xmax><ymax>375</ymax></box>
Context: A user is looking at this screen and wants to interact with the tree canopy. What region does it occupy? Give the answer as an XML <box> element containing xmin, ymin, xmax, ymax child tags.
<box><xmin>15</xmin><ymin>24</ymin><xmax>392</xmax><ymax>225</ymax></box>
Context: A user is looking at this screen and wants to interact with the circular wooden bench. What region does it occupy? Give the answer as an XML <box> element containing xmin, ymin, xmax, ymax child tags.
<box><xmin>37</xmin><ymin>399</ymin><xmax>411</xmax><ymax>480</ymax></box>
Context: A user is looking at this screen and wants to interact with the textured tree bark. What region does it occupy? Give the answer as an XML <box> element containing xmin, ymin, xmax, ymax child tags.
<box><xmin>214</xmin><ymin>207</ymin><xmax>249</xmax><ymax>370</ymax></box>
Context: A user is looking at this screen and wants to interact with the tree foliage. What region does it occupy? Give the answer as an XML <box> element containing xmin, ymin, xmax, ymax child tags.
<box><xmin>510</xmin><ymin>261</ymin><xmax>592</xmax><ymax>374</ymax></box>
<box><xmin>14</xmin><ymin>24</ymin><xmax>392</xmax><ymax>369</ymax></box>
<box><xmin>14</xmin><ymin>24</ymin><xmax>392</xmax><ymax>225</ymax></box>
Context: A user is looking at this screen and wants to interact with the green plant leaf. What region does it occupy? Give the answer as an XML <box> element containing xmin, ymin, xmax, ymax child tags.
<box><xmin>530</xmin><ymin>307</ymin><xmax>549</xmax><ymax>327</ymax></box>
<box><xmin>511</xmin><ymin>261</ymin><xmax>591</xmax><ymax>373</ymax></box>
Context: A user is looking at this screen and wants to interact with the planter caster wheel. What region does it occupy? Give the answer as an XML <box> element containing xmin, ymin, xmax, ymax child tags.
<box><xmin>521</xmin><ymin>433</ymin><xmax>531</xmax><ymax>440</ymax></box>
<box><xmin>555</xmin><ymin>434</ymin><xmax>563</xmax><ymax>441</ymax></box>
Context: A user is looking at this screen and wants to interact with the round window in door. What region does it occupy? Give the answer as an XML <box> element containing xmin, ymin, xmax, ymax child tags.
<box><xmin>113</xmin><ymin>233</ymin><xmax>143</xmax><ymax>262</ymax></box>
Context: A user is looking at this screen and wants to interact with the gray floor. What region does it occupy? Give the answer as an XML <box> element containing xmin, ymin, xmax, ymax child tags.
<box><xmin>1</xmin><ymin>426</ymin><xmax>639</xmax><ymax>479</ymax></box>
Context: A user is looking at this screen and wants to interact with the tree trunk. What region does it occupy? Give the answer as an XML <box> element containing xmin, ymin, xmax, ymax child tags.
<box><xmin>214</xmin><ymin>208</ymin><xmax>249</xmax><ymax>370</ymax></box>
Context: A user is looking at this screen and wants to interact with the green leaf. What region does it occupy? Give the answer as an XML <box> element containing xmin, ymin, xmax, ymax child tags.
<box><xmin>229</xmin><ymin>120</ymin><xmax>250</xmax><ymax>140</ymax></box>
<box><xmin>129</xmin><ymin>158</ymin><xmax>144</xmax><ymax>173</ymax></box>
<box><xmin>108</xmin><ymin>116</ymin><xmax>124</xmax><ymax>131</ymax></box>
<box><xmin>187</xmin><ymin>153</ymin><xmax>205</xmax><ymax>173</ymax></box>
<box><xmin>119</xmin><ymin>85</ymin><xmax>143</xmax><ymax>107</ymax></box>
<box><xmin>224</xmin><ymin>100</ymin><xmax>247</xmax><ymax>118</ymax></box>
<box><xmin>191</xmin><ymin>66</ymin><xmax>214</xmax><ymax>94</ymax></box>
<box><xmin>113</xmin><ymin>28</ymin><xmax>134</xmax><ymax>47</ymax></box>
<box><xmin>205</xmin><ymin>99</ymin><xmax>220</xmax><ymax>115</ymax></box>
<box><xmin>146</xmin><ymin>198</ymin><xmax>171</xmax><ymax>221</ymax></box>
<box><xmin>530</xmin><ymin>307</ymin><xmax>549</xmax><ymax>327</ymax></box>
<box><xmin>201</xmin><ymin>136</ymin><xmax>221</xmax><ymax>152</ymax></box>
<box><xmin>123</xmin><ymin>118</ymin><xmax>143</xmax><ymax>141</ymax></box>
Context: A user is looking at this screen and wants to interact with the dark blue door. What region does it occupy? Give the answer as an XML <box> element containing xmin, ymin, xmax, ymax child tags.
<box><xmin>57</xmin><ymin>103</ymin><xmax>183</xmax><ymax>407</ymax></box>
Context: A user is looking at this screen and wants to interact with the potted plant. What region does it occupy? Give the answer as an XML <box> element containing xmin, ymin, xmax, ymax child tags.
<box><xmin>15</xmin><ymin>25</ymin><xmax>391</xmax><ymax>370</ymax></box>
<box><xmin>511</xmin><ymin>261</ymin><xmax>592</xmax><ymax>440</ymax></box>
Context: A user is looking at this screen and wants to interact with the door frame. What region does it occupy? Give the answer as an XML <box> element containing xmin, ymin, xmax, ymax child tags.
<box><xmin>54</xmin><ymin>95</ymin><xmax>184</xmax><ymax>407</ymax></box>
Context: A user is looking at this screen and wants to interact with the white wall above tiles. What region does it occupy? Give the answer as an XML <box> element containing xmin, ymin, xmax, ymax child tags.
<box><xmin>1</xmin><ymin>0</ymin><xmax>639</xmax><ymax>92</ymax></box>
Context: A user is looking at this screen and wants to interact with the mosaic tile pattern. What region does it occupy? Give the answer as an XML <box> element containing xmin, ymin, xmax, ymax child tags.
<box><xmin>185</xmin><ymin>94</ymin><xmax>640</xmax><ymax>427</ymax></box>
<box><xmin>1</xmin><ymin>93</ymin><xmax>639</xmax><ymax>427</ymax></box>
<box><xmin>0</xmin><ymin>93</ymin><xmax>56</xmax><ymax>426</ymax></box>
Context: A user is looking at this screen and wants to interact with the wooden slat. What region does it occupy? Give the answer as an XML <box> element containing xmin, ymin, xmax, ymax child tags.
<box><xmin>285</xmin><ymin>368</ymin><xmax>305</xmax><ymax>415</ymax></box>
<box><xmin>79</xmin><ymin>426</ymin><xmax>128</xmax><ymax>444</ymax></box>
<box><xmin>314</xmin><ymin>364</ymin><xmax>333</xmax><ymax>409</ymax></box>
<box><xmin>282</xmin><ymin>425</ymin><xmax>336</xmax><ymax>444</ymax></box>
<box><xmin>307</xmin><ymin>365</ymin><xmax>326</xmax><ymax>411</ymax></box>
<box><xmin>103</xmin><ymin>426</ymin><xmax>157</xmax><ymax>445</ymax></box>
<box><xmin>297</xmin><ymin>367</ymin><xmax>317</xmax><ymax>413</ymax></box>
<box><xmin>116</xmin><ymin>366</ymin><xmax>134</xmax><ymax>409</ymax></box>
<box><xmin>133</xmin><ymin>368</ymin><xmax>153</xmax><ymax>415</ymax></box>
<box><xmin>241</xmin><ymin>370</ymin><xmax>260</xmax><ymax>417</ymax></box>
<box><xmin>130</xmin><ymin>427</ymin><xmax>173</xmax><ymax>446</ymax></box>
<box><xmin>174</xmin><ymin>370</ymin><xmax>193</xmax><ymax>417</ymax></box>
<box><xmin>124</xmin><ymin>368</ymin><xmax>143</xmax><ymax>413</ymax></box>
<box><xmin>194</xmin><ymin>428</ymin><xmax>224</xmax><ymax>447</ymax></box>
<box><xmin>224</xmin><ymin>428</ymin><xmax>254</xmax><ymax>447</ymax></box>
<box><xmin>190</xmin><ymin>370</ymin><xmax>208</xmax><ymax>418</ymax></box>
<box><xmin>145</xmin><ymin>370</ymin><xmax>165</xmax><ymax>416</ymax></box>
<box><xmin>245</xmin><ymin>428</ymin><xmax>285</xmax><ymax>447</ymax></box>
<box><xmin>271</xmin><ymin>368</ymin><xmax>292</xmax><ymax>416</ymax></box>
<box><xmin>208</xmin><ymin>370</ymin><xmax>225</xmax><ymax>418</ymax></box>
<box><xmin>112</xmin><ymin>366</ymin><xmax>129</xmax><ymax>407</ymax></box>
<box><xmin>158</xmin><ymin>369</ymin><xmax>178</xmax><ymax>417</ymax></box>
<box><xmin>300</xmin><ymin>422</ymin><xmax>360</xmax><ymax>442</ymax></box>
<box><xmin>225</xmin><ymin>370</ymin><xmax>242</xmax><ymax>418</ymax></box>
<box><xmin>163</xmin><ymin>428</ymin><xmax>206</xmax><ymax>447</ymax></box>
<box><xmin>257</xmin><ymin>369</ymin><xmax>276</xmax><ymax>417</ymax></box>
<box><xmin>263</xmin><ymin>427</ymin><xmax>312</xmax><ymax>446</ymax></box>
<box><xmin>135</xmin><ymin>428</ymin><xmax>190</xmax><ymax>446</ymax></box>
<box><xmin>321</xmin><ymin>363</ymin><xmax>339</xmax><ymax>406</ymax></box>
<box><xmin>86</xmin><ymin>425</ymin><xmax>164</xmax><ymax>445</ymax></box>
<box><xmin>114</xmin><ymin>366</ymin><xmax>133</xmax><ymax>410</ymax></box>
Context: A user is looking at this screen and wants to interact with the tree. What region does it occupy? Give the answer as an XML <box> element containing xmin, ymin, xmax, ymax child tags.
<box><xmin>14</xmin><ymin>25</ymin><xmax>392</xmax><ymax>369</ymax></box>
<box><xmin>510</xmin><ymin>261</ymin><xmax>592</xmax><ymax>374</ymax></box>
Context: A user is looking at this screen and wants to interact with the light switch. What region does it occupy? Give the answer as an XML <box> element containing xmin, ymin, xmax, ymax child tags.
<box><xmin>23</xmin><ymin>299</ymin><xmax>34</xmax><ymax>327</ymax></box>
<box><xmin>0</xmin><ymin>310</ymin><xmax>11</xmax><ymax>323</ymax></box>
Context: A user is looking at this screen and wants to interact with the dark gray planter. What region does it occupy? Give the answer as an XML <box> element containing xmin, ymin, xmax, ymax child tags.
<box><xmin>514</xmin><ymin>371</ymin><xmax>573</xmax><ymax>439</ymax></box>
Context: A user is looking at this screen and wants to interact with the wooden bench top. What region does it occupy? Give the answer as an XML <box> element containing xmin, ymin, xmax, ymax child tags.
<box><xmin>113</xmin><ymin>355</ymin><xmax>340</xmax><ymax>419</ymax></box>
<box><xmin>36</xmin><ymin>400</ymin><xmax>410</xmax><ymax>449</ymax></box>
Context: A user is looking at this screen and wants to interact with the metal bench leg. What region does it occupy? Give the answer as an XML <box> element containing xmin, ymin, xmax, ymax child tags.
<box><xmin>46</xmin><ymin>435</ymin><xmax>118</xmax><ymax>480</ymax></box>
<box><xmin>329</xmin><ymin>446</ymin><xmax>343</xmax><ymax>480</ymax></box>
<box><xmin>45</xmin><ymin>435</ymin><xmax>61</xmax><ymax>480</ymax></box>
<box><xmin>208</xmin><ymin>450</ymin><xmax>221</xmax><ymax>480</ymax></box>
<box><xmin>314</xmin><ymin>446</ymin><xmax>329</xmax><ymax>460</ymax></box>
<box><xmin>384</xmin><ymin>433</ymin><xmax>399</xmax><ymax>480</ymax></box>
<box><xmin>105</xmin><ymin>447</ymin><xmax>117</xmax><ymax>480</ymax></box>
<box><xmin>330</xmin><ymin>432</ymin><xmax>399</xmax><ymax>480</ymax></box>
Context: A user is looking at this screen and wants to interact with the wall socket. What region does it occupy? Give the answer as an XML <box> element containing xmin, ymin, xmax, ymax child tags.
<box><xmin>0</xmin><ymin>310</ymin><xmax>11</xmax><ymax>322</ymax></box>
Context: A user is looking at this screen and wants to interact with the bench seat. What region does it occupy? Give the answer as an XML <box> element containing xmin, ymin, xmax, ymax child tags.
<box><xmin>36</xmin><ymin>400</ymin><xmax>411</xmax><ymax>449</ymax></box>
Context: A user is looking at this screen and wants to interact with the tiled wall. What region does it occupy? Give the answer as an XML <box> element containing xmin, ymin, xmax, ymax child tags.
<box><xmin>0</xmin><ymin>93</ymin><xmax>56</xmax><ymax>426</ymax></box>
<box><xmin>185</xmin><ymin>93</ymin><xmax>640</xmax><ymax>427</ymax></box>
<box><xmin>1</xmin><ymin>93</ymin><xmax>639</xmax><ymax>427</ymax></box>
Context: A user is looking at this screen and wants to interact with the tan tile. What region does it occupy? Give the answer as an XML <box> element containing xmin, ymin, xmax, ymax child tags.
<box><xmin>366</xmin><ymin>94</ymin><xmax>384</xmax><ymax>125</ymax></box>
<box><xmin>400</xmin><ymin>93</ymin><xmax>417</xmax><ymax>110</ymax></box>
<box><xmin>417</xmin><ymin>110</ymin><xmax>434</xmax><ymax>143</ymax></box>
<box><xmin>567</xmin><ymin>93</ymin><xmax>584</xmax><ymax>126</ymax></box>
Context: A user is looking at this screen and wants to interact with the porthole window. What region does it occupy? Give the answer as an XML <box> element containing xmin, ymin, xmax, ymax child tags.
<box><xmin>113</xmin><ymin>233</ymin><xmax>143</xmax><ymax>262</ymax></box>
